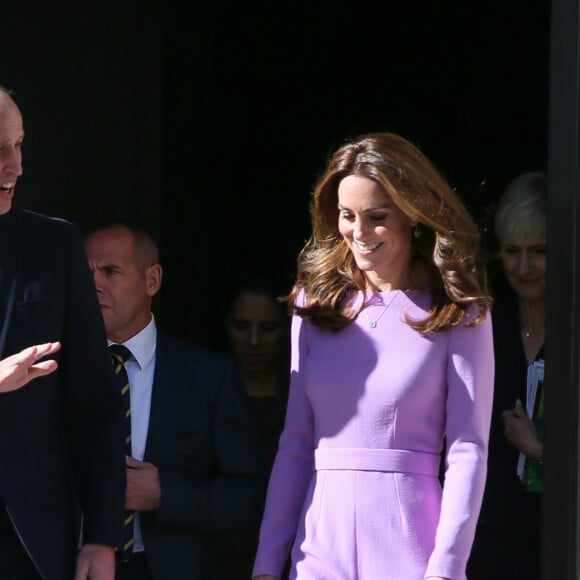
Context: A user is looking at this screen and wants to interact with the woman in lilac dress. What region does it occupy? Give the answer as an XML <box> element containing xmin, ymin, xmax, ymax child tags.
<box><xmin>253</xmin><ymin>132</ymin><xmax>494</xmax><ymax>580</ymax></box>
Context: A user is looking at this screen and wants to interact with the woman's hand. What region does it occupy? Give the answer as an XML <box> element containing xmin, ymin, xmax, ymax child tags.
<box><xmin>502</xmin><ymin>400</ymin><xmax>543</xmax><ymax>460</ymax></box>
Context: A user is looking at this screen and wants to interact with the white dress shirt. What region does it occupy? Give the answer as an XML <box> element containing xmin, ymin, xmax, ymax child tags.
<box><xmin>109</xmin><ymin>314</ymin><xmax>157</xmax><ymax>554</ymax></box>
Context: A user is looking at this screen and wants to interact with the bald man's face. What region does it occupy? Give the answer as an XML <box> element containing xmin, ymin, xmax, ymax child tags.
<box><xmin>0</xmin><ymin>93</ymin><xmax>24</xmax><ymax>215</ymax></box>
<box><xmin>85</xmin><ymin>226</ymin><xmax>162</xmax><ymax>343</ymax></box>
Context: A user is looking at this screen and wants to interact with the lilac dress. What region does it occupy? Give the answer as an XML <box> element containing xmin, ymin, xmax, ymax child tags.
<box><xmin>253</xmin><ymin>289</ymin><xmax>494</xmax><ymax>580</ymax></box>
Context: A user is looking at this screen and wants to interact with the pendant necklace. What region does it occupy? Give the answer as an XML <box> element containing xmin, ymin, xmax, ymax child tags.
<box><xmin>362</xmin><ymin>292</ymin><xmax>398</xmax><ymax>329</ymax></box>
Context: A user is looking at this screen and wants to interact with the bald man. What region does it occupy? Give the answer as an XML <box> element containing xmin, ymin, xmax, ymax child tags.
<box><xmin>84</xmin><ymin>221</ymin><xmax>264</xmax><ymax>579</ymax></box>
<box><xmin>0</xmin><ymin>86</ymin><xmax>125</xmax><ymax>579</ymax></box>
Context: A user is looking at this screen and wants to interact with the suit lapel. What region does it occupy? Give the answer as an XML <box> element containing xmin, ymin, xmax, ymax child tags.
<box><xmin>0</xmin><ymin>211</ymin><xmax>22</xmax><ymax>357</ymax></box>
<box><xmin>144</xmin><ymin>334</ymin><xmax>185</xmax><ymax>462</ymax></box>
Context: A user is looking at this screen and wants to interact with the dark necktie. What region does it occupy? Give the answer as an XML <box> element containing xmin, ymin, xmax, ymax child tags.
<box><xmin>109</xmin><ymin>344</ymin><xmax>136</xmax><ymax>559</ymax></box>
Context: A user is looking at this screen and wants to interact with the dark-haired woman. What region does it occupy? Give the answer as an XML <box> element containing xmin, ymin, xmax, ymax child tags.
<box><xmin>214</xmin><ymin>278</ymin><xmax>291</xmax><ymax>580</ymax></box>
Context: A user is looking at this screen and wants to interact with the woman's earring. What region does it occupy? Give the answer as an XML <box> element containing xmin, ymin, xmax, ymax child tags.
<box><xmin>413</xmin><ymin>224</ymin><xmax>422</xmax><ymax>238</ymax></box>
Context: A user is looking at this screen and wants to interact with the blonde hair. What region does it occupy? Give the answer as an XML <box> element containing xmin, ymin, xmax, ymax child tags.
<box><xmin>286</xmin><ymin>132</ymin><xmax>491</xmax><ymax>333</ymax></box>
<box><xmin>494</xmin><ymin>172</ymin><xmax>547</xmax><ymax>244</ymax></box>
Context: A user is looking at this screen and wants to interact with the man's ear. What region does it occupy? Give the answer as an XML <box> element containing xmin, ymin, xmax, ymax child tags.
<box><xmin>145</xmin><ymin>264</ymin><xmax>163</xmax><ymax>297</ymax></box>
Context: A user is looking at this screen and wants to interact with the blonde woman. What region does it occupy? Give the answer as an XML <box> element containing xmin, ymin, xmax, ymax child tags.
<box><xmin>468</xmin><ymin>172</ymin><xmax>546</xmax><ymax>580</ymax></box>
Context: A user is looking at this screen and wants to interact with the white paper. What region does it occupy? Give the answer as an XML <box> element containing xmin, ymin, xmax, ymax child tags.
<box><xmin>517</xmin><ymin>359</ymin><xmax>545</xmax><ymax>480</ymax></box>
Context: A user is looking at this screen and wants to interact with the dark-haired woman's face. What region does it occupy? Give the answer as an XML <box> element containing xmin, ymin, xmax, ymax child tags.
<box><xmin>500</xmin><ymin>234</ymin><xmax>546</xmax><ymax>301</ymax></box>
<box><xmin>227</xmin><ymin>292</ymin><xmax>288</xmax><ymax>375</ymax></box>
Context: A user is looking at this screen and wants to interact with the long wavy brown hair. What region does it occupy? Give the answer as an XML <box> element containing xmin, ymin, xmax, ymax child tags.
<box><xmin>286</xmin><ymin>132</ymin><xmax>491</xmax><ymax>333</ymax></box>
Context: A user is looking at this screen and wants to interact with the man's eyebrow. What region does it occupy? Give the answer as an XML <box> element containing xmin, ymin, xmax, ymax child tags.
<box><xmin>0</xmin><ymin>134</ymin><xmax>26</xmax><ymax>147</ymax></box>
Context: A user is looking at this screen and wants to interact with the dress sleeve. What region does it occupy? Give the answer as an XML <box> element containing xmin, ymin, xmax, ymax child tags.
<box><xmin>252</xmin><ymin>305</ymin><xmax>314</xmax><ymax>577</ymax></box>
<box><xmin>425</xmin><ymin>310</ymin><xmax>494</xmax><ymax>579</ymax></box>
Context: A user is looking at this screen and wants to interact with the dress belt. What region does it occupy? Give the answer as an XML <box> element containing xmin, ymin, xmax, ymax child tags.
<box><xmin>314</xmin><ymin>448</ymin><xmax>440</xmax><ymax>476</ymax></box>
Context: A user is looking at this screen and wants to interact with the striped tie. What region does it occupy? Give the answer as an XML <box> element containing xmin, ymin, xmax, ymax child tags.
<box><xmin>109</xmin><ymin>344</ymin><xmax>136</xmax><ymax>560</ymax></box>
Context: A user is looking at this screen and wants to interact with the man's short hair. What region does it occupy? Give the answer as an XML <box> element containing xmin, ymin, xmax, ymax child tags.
<box><xmin>85</xmin><ymin>219</ymin><xmax>159</xmax><ymax>272</ymax></box>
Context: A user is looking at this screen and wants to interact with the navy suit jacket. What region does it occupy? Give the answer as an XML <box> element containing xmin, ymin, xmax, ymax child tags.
<box><xmin>139</xmin><ymin>332</ymin><xmax>264</xmax><ymax>579</ymax></box>
<box><xmin>0</xmin><ymin>209</ymin><xmax>126</xmax><ymax>579</ymax></box>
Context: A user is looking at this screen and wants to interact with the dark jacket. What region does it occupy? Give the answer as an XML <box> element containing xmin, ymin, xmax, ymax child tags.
<box><xmin>140</xmin><ymin>332</ymin><xmax>264</xmax><ymax>579</ymax></box>
<box><xmin>0</xmin><ymin>208</ymin><xmax>125</xmax><ymax>579</ymax></box>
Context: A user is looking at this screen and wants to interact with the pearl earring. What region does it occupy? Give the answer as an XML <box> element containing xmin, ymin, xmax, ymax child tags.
<box><xmin>413</xmin><ymin>224</ymin><xmax>422</xmax><ymax>238</ymax></box>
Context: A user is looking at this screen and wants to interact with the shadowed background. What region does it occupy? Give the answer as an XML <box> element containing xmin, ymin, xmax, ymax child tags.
<box><xmin>4</xmin><ymin>1</ymin><xmax>549</xmax><ymax>347</ymax></box>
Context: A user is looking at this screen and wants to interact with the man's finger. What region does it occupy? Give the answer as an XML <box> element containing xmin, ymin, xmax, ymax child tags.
<box><xmin>35</xmin><ymin>341</ymin><xmax>61</xmax><ymax>358</ymax></box>
<box><xmin>29</xmin><ymin>360</ymin><xmax>59</xmax><ymax>378</ymax></box>
<box><xmin>126</xmin><ymin>456</ymin><xmax>142</xmax><ymax>468</ymax></box>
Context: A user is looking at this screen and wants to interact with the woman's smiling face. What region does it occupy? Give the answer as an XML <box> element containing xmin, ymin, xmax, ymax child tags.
<box><xmin>500</xmin><ymin>234</ymin><xmax>546</xmax><ymax>301</ymax></box>
<box><xmin>337</xmin><ymin>175</ymin><xmax>414</xmax><ymax>291</ymax></box>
